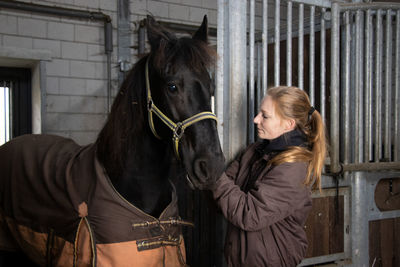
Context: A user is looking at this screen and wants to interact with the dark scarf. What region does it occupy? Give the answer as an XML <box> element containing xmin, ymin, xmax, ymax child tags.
<box><xmin>243</xmin><ymin>129</ymin><xmax>308</xmax><ymax>193</ymax></box>
<box><xmin>256</xmin><ymin>129</ymin><xmax>308</xmax><ymax>156</ymax></box>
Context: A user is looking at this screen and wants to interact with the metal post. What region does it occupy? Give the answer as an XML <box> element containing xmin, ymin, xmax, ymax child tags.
<box><xmin>344</xmin><ymin>11</ymin><xmax>351</xmax><ymax>165</ymax></box>
<box><xmin>354</xmin><ymin>10</ymin><xmax>363</xmax><ymax>163</ymax></box>
<box><xmin>320</xmin><ymin>8</ymin><xmax>326</xmax><ymax>122</ymax></box>
<box><xmin>395</xmin><ymin>10</ymin><xmax>400</xmax><ymax>161</ymax></box>
<box><xmin>298</xmin><ymin>3</ymin><xmax>304</xmax><ymax>90</ymax></box>
<box><xmin>228</xmin><ymin>0</ymin><xmax>247</xmax><ymax>160</ymax></box>
<box><xmin>274</xmin><ymin>0</ymin><xmax>280</xmax><ymax>87</ymax></box>
<box><xmin>384</xmin><ymin>9</ymin><xmax>393</xmax><ymax>160</ymax></box>
<box><xmin>351</xmin><ymin>172</ymin><xmax>369</xmax><ymax>267</ymax></box>
<box><xmin>331</xmin><ymin>2</ymin><xmax>340</xmax><ymax>173</ymax></box>
<box><xmin>309</xmin><ymin>5</ymin><xmax>315</xmax><ymax>104</ymax></box>
<box><xmin>249</xmin><ymin>0</ymin><xmax>255</xmax><ymax>144</ymax></box>
<box><xmin>216</xmin><ymin>2</ymin><xmax>228</xmax><ymax>266</ymax></box>
<box><xmin>217</xmin><ymin>0</ymin><xmax>228</xmax><ymax>154</ymax></box>
<box><xmin>375</xmin><ymin>9</ymin><xmax>383</xmax><ymax>162</ymax></box>
<box><xmin>263</xmin><ymin>0</ymin><xmax>268</xmax><ymax>95</ymax></box>
<box><xmin>365</xmin><ymin>9</ymin><xmax>373</xmax><ymax>162</ymax></box>
<box><xmin>287</xmin><ymin>1</ymin><xmax>293</xmax><ymax>86</ymax></box>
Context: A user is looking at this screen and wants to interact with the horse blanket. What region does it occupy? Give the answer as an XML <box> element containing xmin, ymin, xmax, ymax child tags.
<box><xmin>0</xmin><ymin>134</ymin><xmax>187</xmax><ymax>267</ymax></box>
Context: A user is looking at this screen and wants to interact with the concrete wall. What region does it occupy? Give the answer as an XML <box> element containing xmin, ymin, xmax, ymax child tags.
<box><xmin>0</xmin><ymin>0</ymin><xmax>217</xmax><ymax>145</ymax></box>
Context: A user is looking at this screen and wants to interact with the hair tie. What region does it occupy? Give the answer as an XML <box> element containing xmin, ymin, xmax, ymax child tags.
<box><xmin>308</xmin><ymin>106</ymin><xmax>315</xmax><ymax>116</ymax></box>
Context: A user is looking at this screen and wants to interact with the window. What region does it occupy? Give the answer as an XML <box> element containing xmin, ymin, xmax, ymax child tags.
<box><xmin>0</xmin><ymin>67</ymin><xmax>32</xmax><ymax>145</ymax></box>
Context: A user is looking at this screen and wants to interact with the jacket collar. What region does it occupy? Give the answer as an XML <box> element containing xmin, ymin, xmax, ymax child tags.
<box><xmin>256</xmin><ymin>129</ymin><xmax>307</xmax><ymax>156</ymax></box>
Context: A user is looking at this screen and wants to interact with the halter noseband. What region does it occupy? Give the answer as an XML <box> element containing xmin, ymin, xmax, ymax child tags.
<box><xmin>145</xmin><ymin>58</ymin><xmax>217</xmax><ymax>160</ymax></box>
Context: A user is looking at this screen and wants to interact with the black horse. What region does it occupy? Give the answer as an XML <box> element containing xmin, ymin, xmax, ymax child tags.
<box><xmin>0</xmin><ymin>16</ymin><xmax>224</xmax><ymax>266</ymax></box>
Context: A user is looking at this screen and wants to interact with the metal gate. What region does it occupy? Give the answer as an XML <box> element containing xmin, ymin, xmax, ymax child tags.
<box><xmin>217</xmin><ymin>0</ymin><xmax>400</xmax><ymax>266</ymax></box>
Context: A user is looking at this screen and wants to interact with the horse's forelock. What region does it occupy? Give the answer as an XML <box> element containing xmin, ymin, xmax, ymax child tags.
<box><xmin>152</xmin><ymin>37</ymin><xmax>215</xmax><ymax>75</ymax></box>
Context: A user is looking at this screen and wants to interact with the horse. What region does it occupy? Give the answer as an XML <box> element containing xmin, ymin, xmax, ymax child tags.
<box><xmin>0</xmin><ymin>15</ymin><xmax>224</xmax><ymax>266</ymax></box>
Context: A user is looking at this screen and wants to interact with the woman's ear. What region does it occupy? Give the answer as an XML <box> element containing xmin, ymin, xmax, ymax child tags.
<box><xmin>284</xmin><ymin>118</ymin><xmax>296</xmax><ymax>131</ymax></box>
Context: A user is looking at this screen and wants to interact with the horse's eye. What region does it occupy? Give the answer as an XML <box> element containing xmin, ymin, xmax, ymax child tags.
<box><xmin>167</xmin><ymin>83</ymin><xmax>177</xmax><ymax>92</ymax></box>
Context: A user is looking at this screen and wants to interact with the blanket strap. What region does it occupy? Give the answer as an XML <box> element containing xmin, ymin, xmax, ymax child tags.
<box><xmin>132</xmin><ymin>218</ymin><xmax>194</xmax><ymax>229</ymax></box>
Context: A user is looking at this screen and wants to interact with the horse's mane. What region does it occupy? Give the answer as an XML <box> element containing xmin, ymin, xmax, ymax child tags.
<box><xmin>96</xmin><ymin>32</ymin><xmax>216</xmax><ymax>181</ymax></box>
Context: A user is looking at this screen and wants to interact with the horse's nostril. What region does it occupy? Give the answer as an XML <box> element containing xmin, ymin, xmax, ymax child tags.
<box><xmin>193</xmin><ymin>158</ymin><xmax>209</xmax><ymax>180</ymax></box>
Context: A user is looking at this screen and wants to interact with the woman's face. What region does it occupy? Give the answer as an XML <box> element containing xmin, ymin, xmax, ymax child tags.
<box><xmin>254</xmin><ymin>96</ymin><xmax>293</xmax><ymax>140</ymax></box>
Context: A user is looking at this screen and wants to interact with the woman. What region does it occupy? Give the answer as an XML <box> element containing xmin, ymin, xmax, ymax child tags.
<box><xmin>213</xmin><ymin>86</ymin><xmax>327</xmax><ymax>266</ymax></box>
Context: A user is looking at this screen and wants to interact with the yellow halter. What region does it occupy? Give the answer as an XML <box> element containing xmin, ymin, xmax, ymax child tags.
<box><xmin>145</xmin><ymin>58</ymin><xmax>218</xmax><ymax>160</ymax></box>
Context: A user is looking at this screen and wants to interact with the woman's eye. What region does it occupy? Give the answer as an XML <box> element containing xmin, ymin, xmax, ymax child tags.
<box><xmin>167</xmin><ymin>84</ymin><xmax>177</xmax><ymax>92</ymax></box>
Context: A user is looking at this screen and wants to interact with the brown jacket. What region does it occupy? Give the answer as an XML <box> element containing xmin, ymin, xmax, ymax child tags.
<box><xmin>0</xmin><ymin>134</ymin><xmax>187</xmax><ymax>267</ymax></box>
<box><xmin>213</xmin><ymin>141</ymin><xmax>312</xmax><ymax>267</ymax></box>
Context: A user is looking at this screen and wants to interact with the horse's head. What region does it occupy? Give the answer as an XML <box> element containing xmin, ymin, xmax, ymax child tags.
<box><xmin>145</xmin><ymin>15</ymin><xmax>225</xmax><ymax>190</ymax></box>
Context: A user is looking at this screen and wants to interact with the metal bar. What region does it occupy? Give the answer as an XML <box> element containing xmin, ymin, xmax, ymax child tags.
<box><xmin>274</xmin><ymin>0</ymin><xmax>280</xmax><ymax>87</ymax></box>
<box><xmin>0</xmin><ymin>0</ymin><xmax>111</xmax><ymax>21</ymax></box>
<box><xmin>359</xmin><ymin>11</ymin><xmax>364</xmax><ymax>163</ymax></box>
<box><xmin>291</xmin><ymin>0</ymin><xmax>331</xmax><ymax>8</ymax></box>
<box><xmin>384</xmin><ymin>9</ymin><xmax>393</xmax><ymax>160</ymax></box>
<box><xmin>258</xmin><ymin>14</ymin><xmax>326</xmax><ymax>43</ymax></box>
<box><xmin>330</xmin><ymin>2</ymin><xmax>340</xmax><ymax>173</ymax></box>
<box><xmin>343</xmin><ymin>162</ymin><xmax>400</xmax><ymax>172</ymax></box>
<box><xmin>354</xmin><ymin>10</ymin><xmax>363</xmax><ymax>163</ymax></box>
<box><xmin>249</xmin><ymin>0</ymin><xmax>255</xmax><ymax>144</ymax></box>
<box><xmin>287</xmin><ymin>1</ymin><xmax>293</xmax><ymax>86</ymax></box>
<box><xmin>343</xmin><ymin>11</ymin><xmax>351</xmax><ymax>164</ymax></box>
<box><xmin>309</xmin><ymin>5</ymin><xmax>315</xmax><ymax>104</ymax></box>
<box><xmin>365</xmin><ymin>9</ymin><xmax>373</xmax><ymax>162</ymax></box>
<box><xmin>263</xmin><ymin>0</ymin><xmax>268</xmax><ymax>95</ymax></box>
<box><xmin>395</xmin><ymin>10</ymin><xmax>400</xmax><ymax>161</ymax></box>
<box><xmin>339</xmin><ymin>2</ymin><xmax>400</xmax><ymax>12</ymax></box>
<box><xmin>375</xmin><ymin>9</ymin><xmax>383</xmax><ymax>162</ymax></box>
<box><xmin>320</xmin><ymin>8</ymin><xmax>326</xmax><ymax>122</ymax></box>
<box><xmin>299</xmin><ymin>3</ymin><xmax>304</xmax><ymax>90</ymax></box>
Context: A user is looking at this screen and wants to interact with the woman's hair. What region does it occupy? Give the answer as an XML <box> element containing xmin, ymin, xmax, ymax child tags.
<box><xmin>266</xmin><ymin>86</ymin><xmax>327</xmax><ymax>190</ymax></box>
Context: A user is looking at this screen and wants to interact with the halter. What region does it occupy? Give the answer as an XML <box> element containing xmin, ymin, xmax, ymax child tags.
<box><xmin>145</xmin><ymin>58</ymin><xmax>217</xmax><ymax>160</ymax></box>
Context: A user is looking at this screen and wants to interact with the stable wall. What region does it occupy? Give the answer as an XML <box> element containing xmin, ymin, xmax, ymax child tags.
<box><xmin>0</xmin><ymin>0</ymin><xmax>217</xmax><ymax>145</ymax></box>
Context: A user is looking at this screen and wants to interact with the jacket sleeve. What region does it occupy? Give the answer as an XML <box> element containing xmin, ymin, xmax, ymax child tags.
<box><xmin>223</xmin><ymin>142</ymin><xmax>261</xmax><ymax>182</ymax></box>
<box><xmin>213</xmin><ymin>161</ymin><xmax>308</xmax><ymax>232</ymax></box>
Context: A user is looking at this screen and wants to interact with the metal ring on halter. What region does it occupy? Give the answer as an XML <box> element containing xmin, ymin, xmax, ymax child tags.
<box><xmin>148</xmin><ymin>99</ymin><xmax>153</xmax><ymax>111</ymax></box>
<box><xmin>173</xmin><ymin>122</ymin><xmax>185</xmax><ymax>139</ymax></box>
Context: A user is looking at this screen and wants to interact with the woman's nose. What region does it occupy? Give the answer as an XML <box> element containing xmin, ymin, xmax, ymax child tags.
<box><xmin>254</xmin><ymin>113</ymin><xmax>260</xmax><ymax>124</ymax></box>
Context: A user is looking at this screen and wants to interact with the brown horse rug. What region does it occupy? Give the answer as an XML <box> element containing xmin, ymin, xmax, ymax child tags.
<box><xmin>0</xmin><ymin>134</ymin><xmax>189</xmax><ymax>267</ymax></box>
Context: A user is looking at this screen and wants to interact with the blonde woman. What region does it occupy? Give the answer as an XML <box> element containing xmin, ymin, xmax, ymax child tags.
<box><xmin>213</xmin><ymin>86</ymin><xmax>327</xmax><ymax>267</ymax></box>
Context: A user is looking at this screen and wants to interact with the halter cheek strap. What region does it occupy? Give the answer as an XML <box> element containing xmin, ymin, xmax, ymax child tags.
<box><xmin>145</xmin><ymin>58</ymin><xmax>218</xmax><ymax>160</ymax></box>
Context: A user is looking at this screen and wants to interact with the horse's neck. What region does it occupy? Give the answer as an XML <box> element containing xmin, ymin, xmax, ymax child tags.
<box><xmin>113</xmin><ymin>134</ymin><xmax>173</xmax><ymax>218</ymax></box>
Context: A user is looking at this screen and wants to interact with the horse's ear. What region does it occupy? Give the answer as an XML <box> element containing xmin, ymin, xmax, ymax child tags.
<box><xmin>146</xmin><ymin>15</ymin><xmax>176</xmax><ymax>52</ymax></box>
<box><xmin>193</xmin><ymin>15</ymin><xmax>208</xmax><ymax>43</ymax></box>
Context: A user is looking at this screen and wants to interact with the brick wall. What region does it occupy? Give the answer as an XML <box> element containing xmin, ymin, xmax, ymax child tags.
<box><xmin>0</xmin><ymin>0</ymin><xmax>217</xmax><ymax>145</ymax></box>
